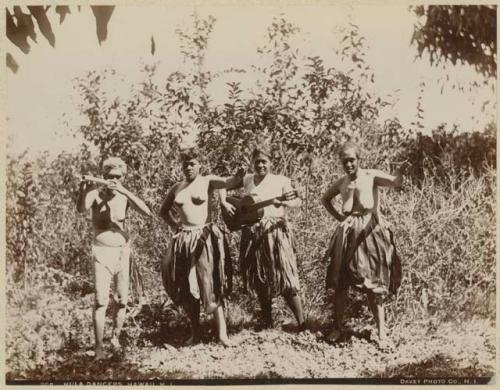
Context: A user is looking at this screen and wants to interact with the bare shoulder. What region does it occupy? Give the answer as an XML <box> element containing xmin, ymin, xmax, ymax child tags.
<box><xmin>203</xmin><ymin>174</ymin><xmax>220</xmax><ymax>187</ymax></box>
<box><xmin>370</xmin><ymin>168</ymin><xmax>392</xmax><ymax>175</ymax></box>
<box><xmin>274</xmin><ymin>174</ymin><xmax>293</xmax><ymax>189</ymax></box>
<box><xmin>243</xmin><ymin>173</ymin><xmax>253</xmax><ymax>182</ymax></box>
<box><xmin>88</xmin><ymin>188</ymin><xmax>100</xmax><ymax>196</ymax></box>
<box><xmin>325</xmin><ymin>175</ymin><xmax>346</xmax><ymax>196</ymax></box>
<box><xmin>87</xmin><ymin>188</ymin><xmax>100</xmax><ymax>200</ymax></box>
<box><xmin>334</xmin><ymin>175</ymin><xmax>348</xmax><ymax>188</ymax></box>
<box><xmin>276</xmin><ymin>173</ymin><xmax>291</xmax><ymax>183</ymax></box>
<box><xmin>363</xmin><ymin>168</ymin><xmax>379</xmax><ymax>177</ymax></box>
<box><xmin>168</xmin><ymin>181</ymin><xmax>183</xmax><ymax>196</ymax></box>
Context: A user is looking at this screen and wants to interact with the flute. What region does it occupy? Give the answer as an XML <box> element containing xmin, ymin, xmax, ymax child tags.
<box><xmin>79</xmin><ymin>175</ymin><xmax>112</xmax><ymax>186</ymax></box>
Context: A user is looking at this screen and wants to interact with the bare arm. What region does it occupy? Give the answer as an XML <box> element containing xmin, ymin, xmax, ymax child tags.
<box><xmin>107</xmin><ymin>182</ymin><xmax>152</xmax><ymax>217</ymax></box>
<box><xmin>159</xmin><ymin>184</ymin><xmax>179</xmax><ymax>230</ymax></box>
<box><xmin>219</xmin><ymin>188</ymin><xmax>237</xmax><ymax>216</ymax></box>
<box><xmin>321</xmin><ymin>178</ymin><xmax>346</xmax><ymax>222</ymax></box>
<box><xmin>219</xmin><ymin>188</ymin><xmax>228</xmax><ymax>203</ymax></box>
<box><xmin>125</xmin><ymin>191</ymin><xmax>152</xmax><ymax>217</ymax></box>
<box><xmin>372</xmin><ymin>169</ymin><xmax>403</xmax><ymax>188</ymax></box>
<box><xmin>275</xmin><ymin>178</ymin><xmax>301</xmax><ymax>208</ymax></box>
<box><xmin>207</xmin><ymin>168</ymin><xmax>246</xmax><ymax>190</ymax></box>
<box><xmin>76</xmin><ymin>181</ymin><xmax>97</xmax><ymax>213</ymax></box>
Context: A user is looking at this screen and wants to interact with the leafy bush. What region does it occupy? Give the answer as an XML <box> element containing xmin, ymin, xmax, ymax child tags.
<box><xmin>5</xmin><ymin>13</ymin><xmax>496</xmax><ymax>377</ymax></box>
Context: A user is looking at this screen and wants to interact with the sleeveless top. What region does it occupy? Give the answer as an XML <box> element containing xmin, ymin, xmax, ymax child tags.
<box><xmin>243</xmin><ymin>173</ymin><xmax>290</xmax><ymax>219</ymax></box>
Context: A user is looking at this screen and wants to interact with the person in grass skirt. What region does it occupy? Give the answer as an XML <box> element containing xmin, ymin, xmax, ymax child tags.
<box><xmin>322</xmin><ymin>142</ymin><xmax>403</xmax><ymax>348</ymax></box>
<box><xmin>221</xmin><ymin>146</ymin><xmax>306</xmax><ymax>331</ymax></box>
<box><xmin>159</xmin><ymin>148</ymin><xmax>244</xmax><ymax>347</ymax></box>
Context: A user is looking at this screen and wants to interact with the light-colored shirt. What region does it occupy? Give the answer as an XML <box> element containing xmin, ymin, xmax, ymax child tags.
<box><xmin>243</xmin><ymin>173</ymin><xmax>291</xmax><ymax>218</ymax></box>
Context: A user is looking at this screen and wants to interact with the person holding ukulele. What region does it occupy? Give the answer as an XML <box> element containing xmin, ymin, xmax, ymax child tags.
<box><xmin>221</xmin><ymin>146</ymin><xmax>306</xmax><ymax>331</ymax></box>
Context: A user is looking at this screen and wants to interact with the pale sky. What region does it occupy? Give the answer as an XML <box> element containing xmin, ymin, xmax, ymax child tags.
<box><xmin>6</xmin><ymin>4</ymin><xmax>496</xmax><ymax>156</ymax></box>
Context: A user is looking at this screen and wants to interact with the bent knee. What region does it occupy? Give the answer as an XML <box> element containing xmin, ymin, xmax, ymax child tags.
<box><xmin>282</xmin><ymin>287</ymin><xmax>298</xmax><ymax>300</ymax></box>
<box><xmin>95</xmin><ymin>294</ymin><xmax>110</xmax><ymax>308</ymax></box>
<box><xmin>114</xmin><ymin>293</ymin><xmax>128</xmax><ymax>308</ymax></box>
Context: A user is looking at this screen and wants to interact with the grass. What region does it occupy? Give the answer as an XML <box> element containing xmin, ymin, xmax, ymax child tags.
<box><xmin>5</xmin><ymin>142</ymin><xmax>496</xmax><ymax>380</ymax></box>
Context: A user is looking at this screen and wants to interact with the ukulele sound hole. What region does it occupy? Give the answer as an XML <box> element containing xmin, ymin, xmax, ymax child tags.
<box><xmin>192</xmin><ymin>196</ymin><xmax>206</xmax><ymax>205</ymax></box>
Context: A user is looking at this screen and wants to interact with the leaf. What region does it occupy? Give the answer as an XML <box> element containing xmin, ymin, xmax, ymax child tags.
<box><xmin>91</xmin><ymin>5</ymin><xmax>115</xmax><ymax>45</ymax></box>
<box><xmin>28</xmin><ymin>6</ymin><xmax>55</xmax><ymax>47</ymax></box>
<box><xmin>6</xmin><ymin>9</ymin><xmax>31</xmax><ymax>53</ymax></box>
<box><xmin>6</xmin><ymin>53</ymin><xmax>19</xmax><ymax>74</ymax></box>
<box><xmin>14</xmin><ymin>6</ymin><xmax>37</xmax><ymax>42</ymax></box>
<box><xmin>55</xmin><ymin>6</ymin><xmax>71</xmax><ymax>24</ymax></box>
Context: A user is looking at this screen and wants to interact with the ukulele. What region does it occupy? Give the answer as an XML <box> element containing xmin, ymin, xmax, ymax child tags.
<box><xmin>221</xmin><ymin>190</ymin><xmax>298</xmax><ymax>231</ymax></box>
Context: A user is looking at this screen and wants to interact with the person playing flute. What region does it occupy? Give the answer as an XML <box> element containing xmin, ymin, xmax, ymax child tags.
<box><xmin>77</xmin><ymin>157</ymin><xmax>152</xmax><ymax>359</ymax></box>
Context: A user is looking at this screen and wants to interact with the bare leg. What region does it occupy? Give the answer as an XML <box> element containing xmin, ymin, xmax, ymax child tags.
<box><xmin>213</xmin><ymin>305</ymin><xmax>232</xmax><ymax>347</ymax></box>
<box><xmin>111</xmin><ymin>261</ymin><xmax>130</xmax><ymax>349</ymax></box>
<box><xmin>367</xmin><ymin>291</ymin><xmax>386</xmax><ymax>341</ymax></box>
<box><xmin>93</xmin><ymin>261</ymin><xmax>112</xmax><ymax>359</ymax></box>
<box><xmin>256</xmin><ymin>283</ymin><xmax>273</xmax><ymax>328</ymax></box>
<box><xmin>284</xmin><ymin>292</ymin><xmax>306</xmax><ymax>330</ymax></box>
<box><xmin>93</xmin><ymin>302</ymin><xmax>107</xmax><ymax>359</ymax></box>
<box><xmin>327</xmin><ymin>288</ymin><xmax>348</xmax><ymax>342</ymax></box>
<box><xmin>182</xmin><ymin>295</ymin><xmax>201</xmax><ymax>345</ymax></box>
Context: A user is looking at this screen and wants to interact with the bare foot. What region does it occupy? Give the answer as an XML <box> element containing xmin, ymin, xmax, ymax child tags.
<box><xmin>110</xmin><ymin>336</ymin><xmax>121</xmax><ymax>350</ymax></box>
<box><xmin>375</xmin><ymin>336</ymin><xmax>394</xmax><ymax>351</ymax></box>
<box><xmin>94</xmin><ymin>347</ymin><xmax>105</xmax><ymax>360</ymax></box>
<box><xmin>218</xmin><ymin>336</ymin><xmax>237</xmax><ymax>348</ymax></box>
<box><xmin>255</xmin><ymin>319</ymin><xmax>273</xmax><ymax>332</ymax></box>
<box><xmin>184</xmin><ymin>333</ymin><xmax>200</xmax><ymax>346</ymax></box>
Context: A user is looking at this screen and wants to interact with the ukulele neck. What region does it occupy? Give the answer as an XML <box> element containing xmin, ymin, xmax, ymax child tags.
<box><xmin>246</xmin><ymin>194</ymin><xmax>287</xmax><ymax>211</ymax></box>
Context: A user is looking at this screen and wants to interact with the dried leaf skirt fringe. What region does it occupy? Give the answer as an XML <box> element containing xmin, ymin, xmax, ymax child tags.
<box><xmin>325</xmin><ymin>213</ymin><xmax>401</xmax><ymax>298</ymax></box>
<box><xmin>240</xmin><ymin>218</ymin><xmax>300</xmax><ymax>298</ymax></box>
<box><xmin>161</xmin><ymin>223</ymin><xmax>232</xmax><ymax>313</ymax></box>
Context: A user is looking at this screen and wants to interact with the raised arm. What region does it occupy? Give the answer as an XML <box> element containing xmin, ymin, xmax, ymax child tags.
<box><xmin>372</xmin><ymin>169</ymin><xmax>403</xmax><ymax>188</ymax></box>
<box><xmin>207</xmin><ymin>168</ymin><xmax>246</xmax><ymax>190</ymax></box>
<box><xmin>321</xmin><ymin>178</ymin><xmax>346</xmax><ymax>222</ymax></box>
<box><xmin>125</xmin><ymin>191</ymin><xmax>152</xmax><ymax>217</ymax></box>
<box><xmin>159</xmin><ymin>184</ymin><xmax>179</xmax><ymax>229</ymax></box>
<box><xmin>107</xmin><ymin>182</ymin><xmax>152</xmax><ymax>217</ymax></box>
<box><xmin>278</xmin><ymin>178</ymin><xmax>301</xmax><ymax>208</ymax></box>
<box><xmin>76</xmin><ymin>181</ymin><xmax>97</xmax><ymax>213</ymax></box>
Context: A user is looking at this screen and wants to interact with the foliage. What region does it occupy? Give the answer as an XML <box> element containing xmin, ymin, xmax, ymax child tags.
<box><xmin>5</xmin><ymin>13</ymin><xmax>496</xmax><ymax>379</ymax></box>
<box><xmin>411</xmin><ymin>5</ymin><xmax>497</xmax><ymax>78</ymax></box>
<box><xmin>6</xmin><ymin>156</ymin><xmax>40</xmax><ymax>283</ymax></box>
<box><xmin>6</xmin><ymin>5</ymin><xmax>115</xmax><ymax>73</ymax></box>
<box><xmin>198</xmin><ymin>18</ymin><xmax>390</xmax><ymax>178</ymax></box>
<box><xmin>401</xmin><ymin>122</ymin><xmax>496</xmax><ymax>186</ymax></box>
<box><xmin>6</xmin><ymin>265</ymin><xmax>93</xmax><ymax>374</ymax></box>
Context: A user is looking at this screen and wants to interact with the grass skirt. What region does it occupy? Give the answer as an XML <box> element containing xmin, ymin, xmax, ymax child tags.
<box><xmin>161</xmin><ymin>223</ymin><xmax>232</xmax><ymax>313</ymax></box>
<box><xmin>240</xmin><ymin>218</ymin><xmax>300</xmax><ymax>298</ymax></box>
<box><xmin>325</xmin><ymin>212</ymin><xmax>401</xmax><ymax>297</ymax></box>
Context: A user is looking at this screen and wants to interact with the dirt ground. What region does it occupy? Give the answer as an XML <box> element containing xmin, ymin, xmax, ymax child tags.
<box><xmin>7</xmin><ymin>294</ymin><xmax>495</xmax><ymax>382</ymax></box>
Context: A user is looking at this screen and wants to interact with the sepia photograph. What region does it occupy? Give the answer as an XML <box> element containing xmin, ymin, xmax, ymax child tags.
<box><xmin>4</xmin><ymin>0</ymin><xmax>497</xmax><ymax>385</ymax></box>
